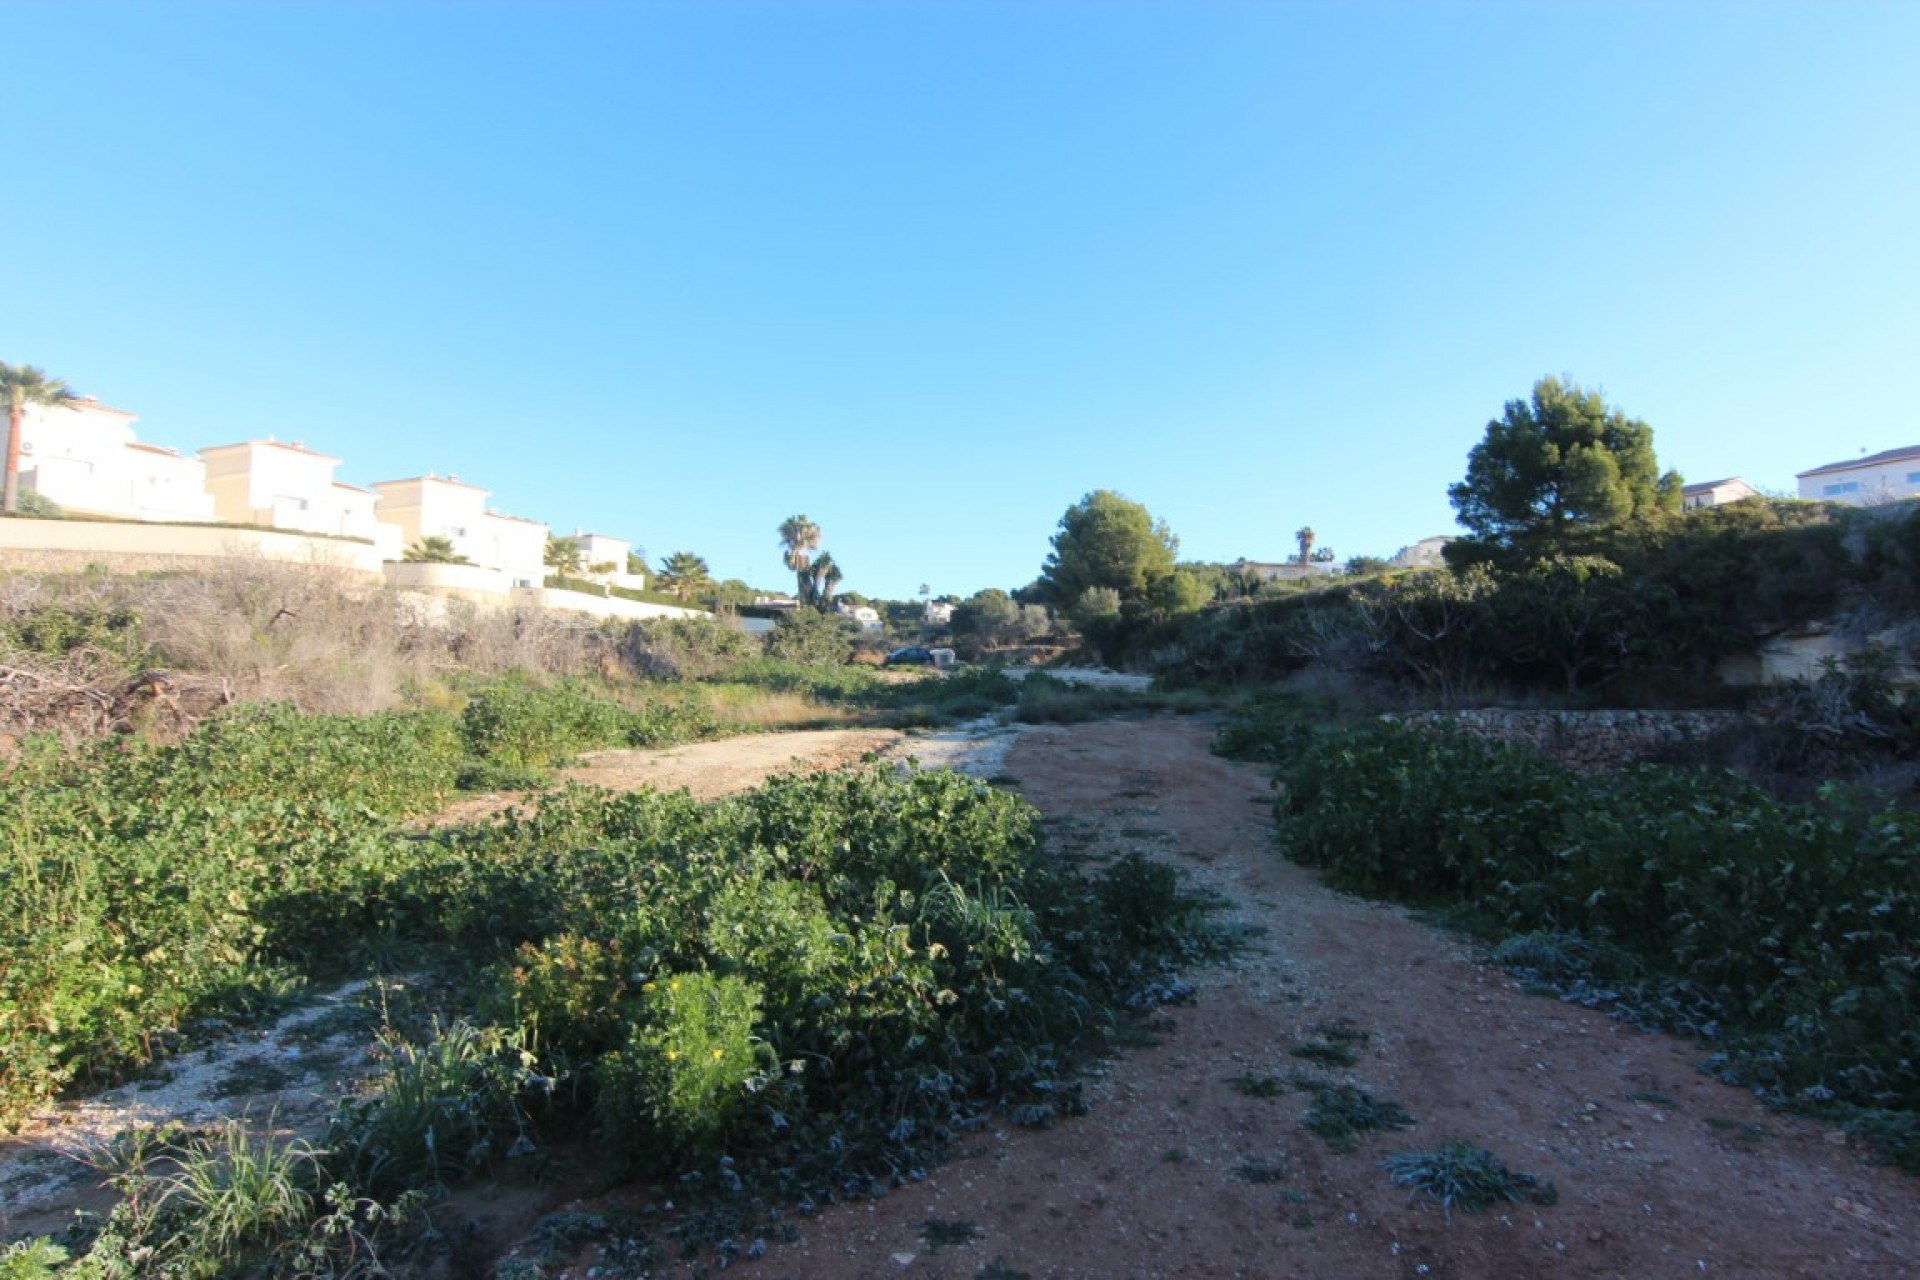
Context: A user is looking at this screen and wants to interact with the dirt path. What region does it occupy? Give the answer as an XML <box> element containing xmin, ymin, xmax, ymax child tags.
<box><xmin>631</xmin><ymin>718</ymin><xmax>1920</xmax><ymax>1279</ymax></box>
<box><xmin>8</xmin><ymin>718</ymin><xmax>1919</xmax><ymax>1277</ymax></box>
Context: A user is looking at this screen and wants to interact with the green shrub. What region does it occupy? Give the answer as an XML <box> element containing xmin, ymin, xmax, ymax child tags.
<box><xmin>764</xmin><ymin>608</ymin><xmax>856</xmax><ymax>666</ymax></box>
<box><xmin>599</xmin><ymin>972</ymin><xmax>771</xmax><ymax>1175</ymax></box>
<box><xmin>1274</xmin><ymin>721</ymin><xmax>1920</xmax><ymax>1150</ymax></box>
<box><xmin>617</xmin><ymin>616</ymin><xmax>760</xmax><ymax>681</ymax></box>
<box><xmin>0</xmin><ymin>704</ymin><xmax>463</xmax><ymax>1127</ymax></box>
<box><xmin>1014</xmin><ymin>674</ymin><xmax>1150</xmax><ymax>723</ymax></box>
<box><xmin>0</xmin><ymin>1239</ymin><xmax>68</xmax><ymax>1280</ymax></box>
<box><xmin>459</xmin><ymin>677</ymin><xmax>631</xmax><ymax>769</ymax></box>
<box><xmin>1</xmin><ymin>598</ymin><xmax>145</xmax><ymax>663</ymax></box>
<box><xmin>1276</xmin><ymin>721</ymin><xmax>1574</xmax><ymax>906</ymax></box>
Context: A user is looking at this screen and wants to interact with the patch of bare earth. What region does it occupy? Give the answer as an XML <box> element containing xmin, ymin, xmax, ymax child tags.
<box><xmin>8</xmin><ymin>717</ymin><xmax>1920</xmax><ymax>1279</ymax></box>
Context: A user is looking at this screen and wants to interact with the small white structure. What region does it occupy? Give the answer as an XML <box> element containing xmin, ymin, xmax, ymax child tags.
<box><xmin>1797</xmin><ymin>446</ymin><xmax>1920</xmax><ymax>505</ymax></box>
<box><xmin>923</xmin><ymin>600</ymin><xmax>955</xmax><ymax>625</ymax></box>
<box><xmin>573</xmin><ymin>531</ymin><xmax>649</xmax><ymax>591</ymax></box>
<box><xmin>14</xmin><ymin>398</ymin><xmax>215</xmax><ymax>522</ymax></box>
<box><xmin>1681</xmin><ymin>477</ymin><xmax>1762</xmax><ymax>510</ymax></box>
<box><xmin>838</xmin><ymin>603</ymin><xmax>883</xmax><ymax>632</ymax></box>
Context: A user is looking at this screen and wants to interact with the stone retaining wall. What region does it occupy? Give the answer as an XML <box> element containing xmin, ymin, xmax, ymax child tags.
<box><xmin>1393</xmin><ymin>708</ymin><xmax>1752</xmax><ymax>771</ymax></box>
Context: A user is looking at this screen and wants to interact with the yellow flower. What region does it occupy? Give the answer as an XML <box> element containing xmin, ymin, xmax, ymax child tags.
<box><xmin>666</xmin><ymin>1050</ymin><xmax>679</xmax><ymax>1062</ymax></box>
<box><xmin>711</xmin><ymin>1047</ymin><xmax>725</xmax><ymax>1061</ymax></box>
<box><xmin>642</xmin><ymin>981</ymin><xmax>657</xmax><ymax>993</ymax></box>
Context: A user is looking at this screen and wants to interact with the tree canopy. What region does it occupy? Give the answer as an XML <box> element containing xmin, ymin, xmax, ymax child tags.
<box><xmin>1447</xmin><ymin>377</ymin><xmax>1681</xmax><ymax>564</ymax></box>
<box><xmin>1036</xmin><ymin>490</ymin><xmax>1180</xmax><ymax>610</ymax></box>
<box><xmin>544</xmin><ymin>534</ymin><xmax>585</xmax><ymax>575</ymax></box>
<box><xmin>655</xmin><ymin>551</ymin><xmax>713</xmax><ymax>601</ymax></box>
<box><xmin>778</xmin><ymin>514</ymin><xmax>845</xmax><ymax>607</ymax></box>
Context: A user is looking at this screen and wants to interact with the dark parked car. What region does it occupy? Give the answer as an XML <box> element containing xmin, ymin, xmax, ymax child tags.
<box><xmin>883</xmin><ymin>646</ymin><xmax>937</xmax><ymax>667</ymax></box>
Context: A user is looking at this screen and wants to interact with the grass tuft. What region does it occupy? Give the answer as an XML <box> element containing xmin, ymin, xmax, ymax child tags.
<box><xmin>1381</xmin><ymin>1140</ymin><xmax>1558</xmax><ymax>1216</ymax></box>
<box><xmin>1298</xmin><ymin>1079</ymin><xmax>1414</xmax><ymax>1151</ymax></box>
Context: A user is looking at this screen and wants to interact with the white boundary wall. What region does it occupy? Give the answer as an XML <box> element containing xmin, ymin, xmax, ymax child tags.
<box><xmin>0</xmin><ymin>517</ymin><xmax>384</xmax><ymax>575</ymax></box>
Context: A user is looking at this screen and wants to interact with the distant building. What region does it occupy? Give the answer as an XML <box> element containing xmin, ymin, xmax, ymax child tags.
<box><xmin>923</xmin><ymin>600</ymin><xmax>955</xmax><ymax>625</ymax></box>
<box><xmin>1681</xmin><ymin>477</ymin><xmax>1762</xmax><ymax>510</ymax></box>
<box><xmin>15</xmin><ymin>398</ymin><xmax>214</xmax><ymax>522</ymax></box>
<box><xmin>1231</xmin><ymin>558</ymin><xmax>1335</xmax><ymax>582</ymax></box>
<box><xmin>1797</xmin><ymin>446</ymin><xmax>1920</xmax><ymax>505</ymax></box>
<box><xmin>569</xmin><ymin>531</ymin><xmax>649</xmax><ymax>591</ymax></box>
<box><xmin>838</xmin><ymin>603</ymin><xmax>883</xmax><ymax>631</ymax></box>
<box><xmin>1389</xmin><ymin>537</ymin><xmax>1452</xmax><ymax>569</ymax></box>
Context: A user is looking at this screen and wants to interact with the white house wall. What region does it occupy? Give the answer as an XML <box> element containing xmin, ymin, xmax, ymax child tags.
<box><xmin>1798</xmin><ymin>454</ymin><xmax>1920</xmax><ymax>504</ymax></box>
<box><xmin>202</xmin><ymin>441</ymin><xmax>375</xmax><ymax>537</ymax></box>
<box><xmin>21</xmin><ymin>402</ymin><xmax>213</xmax><ymax>521</ymax></box>
<box><xmin>483</xmin><ymin>512</ymin><xmax>550</xmax><ymax>586</ymax></box>
<box><xmin>372</xmin><ymin>478</ymin><xmax>493</xmax><ymax>564</ymax></box>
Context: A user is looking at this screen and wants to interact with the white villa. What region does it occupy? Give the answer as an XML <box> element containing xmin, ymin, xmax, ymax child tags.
<box><xmin>838</xmin><ymin>603</ymin><xmax>883</xmax><ymax>631</ymax></box>
<box><xmin>1797</xmin><ymin>446</ymin><xmax>1920</xmax><ymax>505</ymax></box>
<box><xmin>572</xmin><ymin>531</ymin><xmax>649</xmax><ymax>591</ymax></box>
<box><xmin>1681</xmin><ymin>477</ymin><xmax>1762</xmax><ymax>510</ymax></box>
<box><xmin>200</xmin><ymin>438</ymin><xmax>394</xmax><ymax>550</ymax></box>
<box><xmin>4</xmin><ymin>396</ymin><xmax>702</xmax><ymax>625</ymax></box>
<box><xmin>14</xmin><ymin>398</ymin><xmax>214</xmax><ymax>522</ymax></box>
<box><xmin>370</xmin><ymin>475</ymin><xmax>550</xmax><ymax>587</ymax></box>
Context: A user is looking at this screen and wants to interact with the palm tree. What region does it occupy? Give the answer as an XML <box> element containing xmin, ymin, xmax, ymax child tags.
<box><xmin>545</xmin><ymin>534</ymin><xmax>585</xmax><ymax>576</ymax></box>
<box><xmin>656</xmin><ymin>551</ymin><xmax>713</xmax><ymax>601</ymax></box>
<box><xmin>1295</xmin><ymin>526</ymin><xmax>1316</xmax><ymax>565</ymax></box>
<box><xmin>778</xmin><ymin>514</ymin><xmax>820</xmax><ymax>600</ymax></box>
<box><xmin>1</xmin><ymin>362</ymin><xmax>79</xmax><ymax>514</ymax></box>
<box><xmin>403</xmin><ymin>535</ymin><xmax>470</xmax><ymax>564</ymax></box>
<box><xmin>811</xmin><ymin>552</ymin><xmax>843</xmax><ymax>607</ymax></box>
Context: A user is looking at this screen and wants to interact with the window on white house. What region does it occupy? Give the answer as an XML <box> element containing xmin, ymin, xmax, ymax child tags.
<box><xmin>1823</xmin><ymin>482</ymin><xmax>1862</xmax><ymax>495</ymax></box>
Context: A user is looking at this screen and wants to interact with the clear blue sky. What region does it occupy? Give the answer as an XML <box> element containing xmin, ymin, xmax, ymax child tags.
<box><xmin>8</xmin><ymin>1</ymin><xmax>1916</xmax><ymax>601</ymax></box>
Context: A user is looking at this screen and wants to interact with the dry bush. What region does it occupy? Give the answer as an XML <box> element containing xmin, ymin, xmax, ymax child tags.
<box><xmin>139</xmin><ymin>558</ymin><xmax>402</xmax><ymax>712</ymax></box>
<box><xmin>1</xmin><ymin>561</ymin><xmax>629</xmax><ymax>729</ymax></box>
<box><xmin>140</xmin><ymin>561</ymin><xmax>625</xmax><ymax>713</ymax></box>
<box><xmin>0</xmin><ymin>647</ymin><xmax>233</xmax><ymax>747</ymax></box>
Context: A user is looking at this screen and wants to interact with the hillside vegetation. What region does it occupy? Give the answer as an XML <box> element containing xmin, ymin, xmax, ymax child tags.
<box><xmin>6</xmin><ymin>490</ymin><xmax>1920</xmax><ymax>1275</ymax></box>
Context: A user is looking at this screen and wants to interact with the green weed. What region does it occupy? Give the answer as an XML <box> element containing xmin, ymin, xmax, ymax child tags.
<box><xmin>329</xmin><ymin>1020</ymin><xmax>544</xmax><ymax>1197</ymax></box>
<box><xmin>1290</xmin><ymin>1042</ymin><xmax>1360</xmax><ymax>1069</ymax></box>
<box><xmin>0</xmin><ymin>1240</ymin><xmax>69</xmax><ymax>1280</ymax></box>
<box><xmin>1298</xmin><ymin>1079</ymin><xmax>1415</xmax><ymax>1151</ymax></box>
<box><xmin>1234</xmin><ymin>1158</ymin><xmax>1288</xmax><ymax>1184</ymax></box>
<box><xmin>1381</xmin><ymin>1140</ymin><xmax>1557</xmax><ymax>1216</ymax></box>
<box><xmin>1227</xmin><ymin>1073</ymin><xmax>1287</xmax><ymax>1099</ymax></box>
<box><xmin>920</xmin><ymin>1218</ymin><xmax>984</xmax><ymax>1252</ymax></box>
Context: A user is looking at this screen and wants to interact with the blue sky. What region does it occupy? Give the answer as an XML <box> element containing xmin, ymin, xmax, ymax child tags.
<box><xmin>8</xmin><ymin>1</ymin><xmax>1916</xmax><ymax>601</ymax></box>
